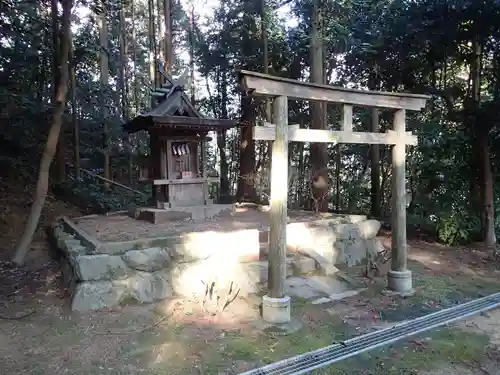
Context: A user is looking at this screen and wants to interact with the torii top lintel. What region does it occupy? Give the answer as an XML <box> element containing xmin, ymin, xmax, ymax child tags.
<box><xmin>238</xmin><ymin>70</ymin><xmax>430</xmax><ymax>111</ymax></box>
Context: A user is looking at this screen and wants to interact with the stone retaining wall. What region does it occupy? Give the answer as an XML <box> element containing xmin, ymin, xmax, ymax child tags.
<box><xmin>49</xmin><ymin>215</ymin><xmax>383</xmax><ymax>312</ymax></box>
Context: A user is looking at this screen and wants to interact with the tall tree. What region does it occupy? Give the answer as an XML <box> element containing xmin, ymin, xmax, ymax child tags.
<box><xmin>131</xmin><ymin>0</ymin><xmax>139</xmax><ymax>117</ymax></box>
<box><xmin>369</xmin><ymin>67</ymin><xmax>381</xmax><ymax>217</ymax></box>
<box><xmin>309</xmin><ymin>1</ymin><xmax>328</xmax><ymax>211</ymax></box>
<box><xmin>69</xmin><ymin>28</ymin><xmax>80</xmax><ymax>178</ymax></box>
<box><xmin>52</xmin><ymin>0</ymin><xmax>66</xmax><ymax>182</ymax></box>
<box><xmin>12</xmin><ymin>0</ymin><xmax>73</xmax><ymax>265</ymax></box>
<box><xmin>260</xmin><ymin>0</ymin><xmax>272</xmax><ymax>200</ymax></box>
<box><xmin>163</xmin><ymin>0</ymin><xmax>172</xmax><ymax>74</ymax></box>
<box><xmin>119</xmin><ymin>1</ymin><xmax>132</xmax><ymax>183</ymax></box>
<box><xmin>237</xmin><ymin>0</ymin><xmax>257</xmax><ymax>202</ymax></box>
<box><xmin>471</xmin><ymin>37</ymin><xmax>496</xmax><ymax>246</ymax></box>
<box><xmin>148</xmin><ymin>0</ymin><xmax>156</xmax><ymax>102</ymax></box>
<box><xmin>187</xmin><ymin>0</ymin><xmax>195</xmax><ymax>102</ymax></box>
<box><xmin>97</xmin><ymin>3</ymin><xmax>110</xmax><ymax>190</ymax></box>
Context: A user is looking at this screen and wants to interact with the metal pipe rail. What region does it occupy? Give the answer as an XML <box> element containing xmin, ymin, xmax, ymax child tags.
<box><xmin>239</xmin><ymin>292</ymin><xmax>500</xmax><ymax>375</ymax></box>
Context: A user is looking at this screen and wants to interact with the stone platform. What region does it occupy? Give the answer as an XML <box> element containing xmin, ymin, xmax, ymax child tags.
<box><xmin>131</xmin><ymin>204</ymin><xmax>234</xmax><ymax>223</ymax></box>
<box><xmin>48</xmin><ymin>208</ymin><xmax>383</xmax><ymax>311</ymax></box>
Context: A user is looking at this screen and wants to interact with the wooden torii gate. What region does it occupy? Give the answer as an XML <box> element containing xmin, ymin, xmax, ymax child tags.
<box><xmin>238</xmin><ymin>71</ymin><xmax>430</xmax><ymax>324</ymax></box>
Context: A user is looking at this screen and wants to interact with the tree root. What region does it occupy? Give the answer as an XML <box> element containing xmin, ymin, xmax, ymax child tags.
<box><xmin>0</xmin><ymin>309</ymin><xmax>37</xmax><ymax>320</ymax></box>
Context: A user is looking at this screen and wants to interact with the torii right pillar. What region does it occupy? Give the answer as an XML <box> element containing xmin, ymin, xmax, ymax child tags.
<box><xmin>387</xmin><ymin>109</ymin><xmax>413</xmax><ymax>296</ymax></box>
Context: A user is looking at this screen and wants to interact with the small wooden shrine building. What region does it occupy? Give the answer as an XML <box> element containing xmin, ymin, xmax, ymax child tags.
<box><xmin>123</xmin><ymin>78</ymin><xmax>237</xmax><ymax>209</ymax></box>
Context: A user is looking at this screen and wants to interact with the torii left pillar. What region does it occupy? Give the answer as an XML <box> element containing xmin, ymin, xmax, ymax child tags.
<box><xmin>261</xmin><ymin>95</ymin><xmax>291</xmax><ymax>324</ymax></box>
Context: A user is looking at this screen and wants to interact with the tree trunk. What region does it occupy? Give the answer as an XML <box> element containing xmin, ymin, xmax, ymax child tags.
<box><xmin>309</xmin><ymin>2</ymin><xmax>328</xmax><ymax>211</ymax></box>
<box><xmin>218</xmin><ymin>69</ymin><xmax>230</xmax><ymax>197</ymax></box>
<box><xmin>370</xmin><ymin>108</ymin><xmax>381</xmax><ymax>217</ymax></box>
<box><xmin>470</xmin><ymin>37</ymin><xmax>496</xmax><ymax>245</ymax></box>
<box><xmin>261</xmin><ymin>0</ymin><xmax>272</xmax><ymax>165</ymax></box>
<box><xmin>153</xmin><ymin>0</ymin><xmax>160</xmax><ymax>87</ymax></box>
<box><xmin>69</xmin><ymin>27</ymin><xmax>80</xmax><ymax>179</ymax></box>
<box><xmin>296</xmin><ymin>142</ymin><xmax>304</xmax><ymax>208</ymax></box>
<box><xmin>163</xmin><ymin>0</ymin><xmax>172</xmax><ymax>74</ymax></box>
<box><xmin>119</xmin><ymin>3</ymin><xmax>132</xmax><ymax>184</ymax></box>
<box><xmin>131</xmin><ymin>0</ymin><xmax>139</xmax><ymax>117</ymax></box>
<box><xmin>237</xmin><ymin>94</ymin><xmax>256</xmax><ymax>201</ymax></box>
<box><xmin>12</xmin><ymin>0</ymin><xmax>72</xmax><ymax>265</ymax></box>
<box><xmin>148</xmin><ymin>0</ymin><xmax>156</xmax><ymax>107</ymax></box>
<box><xmin>187</xmin><ymin>1</ymin><xmax>195</xmax><ymax>102</ymax></box>
<box><xmin>97</xmin><ymin>5</ymin><xmax>110</xmax><ymax>190</ymax></box>
<box><xmin>130</xmin><ymin>0</ymin><xmax>139</xmax><ymax>182</ymax></box>
<box><xmin>237</xmin><ymin>3</ymin><xmax>256</xmax><ymax>202</ymax></box>
<box><xmin>368</xmin><ymin>71</ymin><xmax>381</xmax><ymax>217</ymax></box>
<box><xmin>52</xmin><ymin>0</ymin><xmax>65</xmax><ymax>183</ymax></box>
<box><xmin>335</xmin><ymin>144</ymin><xmax>341</xmax><ymax>211</ymax></box>
<box><xmin>475</xmin><ymin>130</ymin><xmax>496</xmax><ymax>245</ymax></box>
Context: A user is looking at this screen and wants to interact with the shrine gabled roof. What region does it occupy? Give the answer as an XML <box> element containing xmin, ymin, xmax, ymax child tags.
<box><xmin>123</xmin><ymin>83</ymin><xmax>237</xmax><ymax>133</ymax></box>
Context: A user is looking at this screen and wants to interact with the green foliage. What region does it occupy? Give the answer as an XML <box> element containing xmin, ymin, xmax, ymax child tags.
<box><xmin>1</xmin><ymin>0</ymin><xmax>500</xmax><ymax>245</ymax></box>
<box><xmin>436</xmin><ymin>212</ymin><xmax>480</xmax><ymax>245</ymax></box>
<box><xmin>57</xmin><ymin>177</ymin><xmax>149</xmax><ymax>213</ymax></box>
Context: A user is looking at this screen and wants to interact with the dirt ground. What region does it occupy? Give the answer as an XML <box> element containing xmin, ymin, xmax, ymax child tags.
<box><xmin>1</xmin><ymin>233</ymin><xmax>500</xmax><ymax>374</ymax></box>
<box><xmin>2</xmin><ymin>175</ymin><xmax>500</xmax><ymax>374</ymax></box>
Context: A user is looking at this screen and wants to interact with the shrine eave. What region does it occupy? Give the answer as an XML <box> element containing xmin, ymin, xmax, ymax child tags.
<box><xmin>123</xmin><ymin>115</ymin><xmax>238</xmax><ymax>134</ymax></box>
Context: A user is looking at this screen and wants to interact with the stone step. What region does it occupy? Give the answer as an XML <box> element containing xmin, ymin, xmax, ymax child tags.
<box><xmin>64</xmin><ymin>239</ymin><xmax>82</xmax><ymax>247</ymax></box>
<box><xmin>291</xmin><ymin>256</ymin><xmax>316</xmax><ymax>274</ymax></box>
<box><xmin>56</xmin><ymin>233</ymin><xmax>76</xmax><ymax>249</ymax></box>
<box><xmin>244</xmin><ymin>257</ymin><xmax>312</xmax><ymax>284</ymax></box>
<box><xmin>284</xmin><ymin>275</ymin><xmax>354</xmax><ymax>300</ymax></box>
<box><xmin>66</xmin><ymin>245</ymin><xmax>87</xmax><ymax>257</ymax></box>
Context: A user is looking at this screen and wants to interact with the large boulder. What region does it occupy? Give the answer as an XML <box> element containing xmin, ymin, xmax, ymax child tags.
<box><xmin>122</xmin><ymin>247</ymin><xmax>171</xmax><ymax>272</ymax></box>
<box><xmin>73</xmin><ymin>254</ymin><xmax>129</xmax><ymax>281</ymax></box>
<box><xmin>71</xmin><ymin>281</ymin><xmax>126</xmax><ymax>311</ymax></box>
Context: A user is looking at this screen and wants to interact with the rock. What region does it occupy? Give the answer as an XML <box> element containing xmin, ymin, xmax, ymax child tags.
<box><xmin>328</xmin><ymin>289</ymin><xmax>364</xmax><ymax>301</ymax></box>
<box><xmin>118</xmin><ymin>271</ymin><xmax>172</xmax><ymax>303</ymax></box>
<box><xmin>60</xmin><ymin>256</ymin><xmax>77</xmax><ymax>291</ymax></box>
<box><xmin>176</xmin><ymin>229</ymin><xmax>261</xmax><ymax>262</ymax></box>
<box><xmin>63</xmin><ymin>238</ymin><xmax>87</xmax><ymax>258</ymax></box>
<box><xmin>243</xmin><ymin>260</ymin><xmax>294</xmax><ymax>285</ymax></box>
<box><xmin>298</xmin><ymin>248</ymin><xmax>339</xmax><ymax>276</ymax></box>
<box><xmin>312</xmin><ymin>297</ymin><xmax>333</xmax><ymax>305</ymax></box>
<box><xmin>66</xmin><ymin>245</ymin><xmax>87</xmax><ymax>257</ymax></box>
<box><xmin>337</xmin><ymin>240</ymin><xmax>368</xmax><ymax>266</ymax></box>
<box><xmin>366</xmin><ymin>238</ymin><xmax>385</xmax><ymax>257</ymax></box>
<box><xmin>71</xmin><ymin>281</ymin><xmax>125</xmax><ymax>311</ymax></box>
<box><xmin>292</xmin><ymin>256</ymin><xmax>317</xmax><ymax>274</ymax></box>
<box><xmin>331</xmin><ymin>223</ymin><xmax>357</xmax><ymax>240</ymax></box>
<box><xmin>63</xmin><ymin>238</ymin><xmax>81</xmax><ymax>247</ymax></box>
<box><xmin>171</xmin><ymin>259</ymin><xmax>257</xmax><ymax>298</ymax></box>
<box><xmin>311</xmin><ymin>289</ymin><xmax>364</xmax><ymax>304</ymax></box>
<box><xmin>56</xmin><ymin>233</ymin><xmax>74</xmax><ymax>249</ymax></box>
<box><xmin>122</xmin><ymin>247</ymin><xmax>171</xmax><ymax>272</ymax></box>
<box><xmin>244</xmin><ymin>261</ymin><xmax>268</xmax><ymax>284</ymax></box>
<box><xmin>52</xmin><ymin>226</ymin><xmax>65</xmax><ymax>238</ymax></box>
<box><xmin>306</xmin><ymin>275</ymin><xmax>351</xmax><ymax>296</ymax></box>
<box><xmin>358</xmin><ymin>219</ymin><xmax>381</xmax><ymax>239</ymax></box>
<box><xmin>74</xmin><ymin>254</ymin><xmax>129</xmax><ymax>281</ymax></box>
<box><xmin>284</xmin><ymin>277</ymin><xmax>323</xmax><ymax>299</ymax></box>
